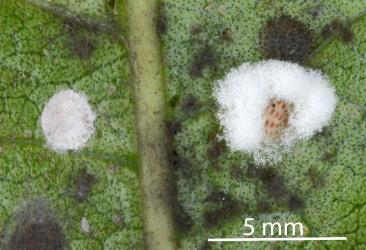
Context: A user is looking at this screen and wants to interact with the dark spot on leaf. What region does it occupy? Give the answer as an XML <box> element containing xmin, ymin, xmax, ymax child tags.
<box><xmin>189</xmin><ymin>23</ymin><xmax>203</xmax><ymax>35</ymax></box>
<box><xmin>9</xmin><ymin>222</ymin><xmax>65</xmax><ymax>250</ymax></box>
<box><xmin>261</xmin><ymin>15</ymin><xmax>314</xmax><ymax>63</ymax></box>
<box><xmin>156</xmin><ymin>3</ymin><xmax>167</xmax><ymax>38</ymax></box>
<box><xmin>221</xmin><ymin>28</ymin><xmax>233</xmax><ymax>41</ymax></box>
<box><xmin>170</xmin><ymin>150</ymin><xmax>193</xmax><ymax>177</ymax></box>
<box><xmin>205</xmin><ymin>191</ymin><xmax>229</xmax><ymax>203</ymax></box>
<box><xmin>200</xmin><ymin>241</ymin><xmax>211</xmax><ymax>250</ymax></box>
<box><xmin>63</xmin><ymin>19</ymin><xmax>78</xmax><ymax>34</ymax></box>
<box><xmin>245</xmin><ymin>163</ymin><xmax>260</xmax><ymax>178</ymax></box>
<box><xmin>288</xmin><ymin>194</ymin><xmax>304</xmax><ymax>211</ymax></box>
<box><xmin>63</xmin><ymin>19</ymin><xmax>96</xmax><ymax>60</ymax></box>
<box><xmin>166</xmin><ymin>164</ymin><xmax>194</xmax><ymax>233</ymax></box>
<box><xmin>308</xmin><ymin>166</ymin><xmax>325</xmax><ymax>188</ymax></box>
<box><xmin>321</xmin><ymin>20</ymin><xmax>353</xmax><ymax>43</ymax></box>
<box><xmin>181</xmin><ymin>94</ymin><xmax>200</xmax><ymax>115</ymax></box>
<box><xmin>189</xmin><ymin>45</ymin><xmax>217</xmax><ymax>77</ymax></box>
<box><xmin>230</xmin><ymin>165</ymin><xmax>245</xmax><ymax>180</ymax></box>
<box><xmin>247</xmin><ymin>165</ymin><xmax>289</xmax><ymax>200</ymax></box>
<box><xmin>166</xmin><ymin>120</ymin><xmax>182</xmax><ymax>137</ymax></box>
<box><xmin>207</xmin><ymin>136</ymin><xmax>226</xmax><ymax>161</ymax></box>
<box><xmin>106</xmin><ymin>0</ymin><xmax>115</xmax><ymax>9</ymax></box>
<box><xmin>112</xmin><ymin>214</ymin><xmax>124</xmax><ymax>226</ymax></box>
<box><xmin>204</xmin><ymin>200</ymin><xmax>245</xmax><ymax>228</ymax></box>
<box><xmin>256</xmin><ymin>200</ymin><xmax>271</xmax><ymax>212</ymax></box>
<box><xmin>313</xmin><ymin>127</ymin><xmax>331</xmax><ymax>140</ymax></box>
<box><xmin>341</xmin><ymin>28</ymin><xmax>354</xmax><ymax>43</ymax></box>
<box><xmin>173</xmin><ymin>203</ymin><xmax>194</xmax><ymax>232</ymax></box>
<box><xmin>322</xmin><ymin>148</ymin><xmax>337</xmax><ymax>162</ymax></box>
<box><xmin>168</xmin><ymin>95</ymin><xmax>179</xmax><ymax>108</ymax></box>
<box><xmin>72</xmin><ymin>38</ymin><xmax>95</xmax><ymax>60</ymax></box>
<box><xmin>204</xmin><ymin>191</ymin><xmax>246</xmax><ymax>228</ymax></box>
<box><xmin>307</xmin><ymin>6</ymin><xmax>322</xmax><ymax>19</ymax></box>
<box><xmin>6</xmin><ymin>201</ymin><xmax>66</xmax><ymax>250</ymax></box>
<box><xmin>75</xmin><ymin>169</ymin><xmax>96</xmax><ymax>202</ymax></box>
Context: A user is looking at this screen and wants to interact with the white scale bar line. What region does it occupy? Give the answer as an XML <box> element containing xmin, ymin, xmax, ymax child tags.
<box><xmin>208</xmin><ymin>237</ymin><xmax>347</xmax><ymax>242</ymax></box>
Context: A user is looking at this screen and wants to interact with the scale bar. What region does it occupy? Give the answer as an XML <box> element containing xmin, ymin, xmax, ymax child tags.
<box><xmin>208</xmin><ymin>237</ymin><xmax>347</xmax><ymax>242</ymax></box>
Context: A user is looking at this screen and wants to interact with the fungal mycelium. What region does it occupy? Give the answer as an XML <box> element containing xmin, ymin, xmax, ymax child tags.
<box><xmin>214</xmin><ymin>60</ymin><xmax>337</xmax><ymax>164</ymax></box>
<box><xmin>41</xmin><ymin>89</ymin><xmax>96</xmax><ymax>152</ymax></box>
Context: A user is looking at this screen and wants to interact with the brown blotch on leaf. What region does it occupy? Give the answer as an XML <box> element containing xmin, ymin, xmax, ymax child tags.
<box><xmin>156</xmin><ymin>3</ymin><xmax>168</xmax><ymax>38</ymax></box>
<box><xmin>200</xmin><ymin>241</ymin><xmax>212</xmax><ymax>250</ymax></box>
<box><xmin>166</xmin><ymin>163</ymin><xmax>194</xmax><ymax>232</ymax></box>
<box><xmin>170</xmin><ymin>150</ymin><xmax>193</xmax><ymax>176</ymax></box>
<box><xmin>288</xmin><ymin>194</ymin><xmax>304</xmax><ymax>211</ymax></box>
<box><xmin>221</xmin><ymin>28</ymin><xmax>233</xmax><ymax>41</ymax></box>
<box><xmin>189</xmin><ymin>45</ymin><xmax>217</xmax><ymax>78</ymax></box>
<box><xmin>205</xmin><ymin>191</ymin><xmax>230</xmax><ymax>203</ymax></box>
<box><xmin>308</xmin><ymin>166</ymin><xmax>325</xmax><ymax>188</ymax></box>
<box><xmin>166</xmin><ymin>120</ymin><xmax>182</xmax><ymax>137</ymax></box>
<box><xmin>75</xmin><ymin>169</ymin><xmax>96</xmax><ymax>202</ymax></box>
<box><xmin>173</xmin><ymin>203</ymin><xmax>194</xmax><ymax>232</ymax></box>
<box><xmin>246</xmin><ymin>165</ymin><xmax>289</xmax><ymax>200</ymax></box>
<box><xmin>63</xmin><ymin>19</ymin><xmax>96</xmax><ymax>60</ymax></box>
<box><xmin>112</xmin><ymin>214</ymin><xmax>124</xmax><ymax>226</ymax></box>
<box><xmin>7</xmin><ymin>201</ymin><xmax>66</xmax><ymax>250</ymax></box>
<box><xmin>72</xmin><ymin>38</ymin><xmax>95</xmax><ymax>60</ymax></box>
<box><xmin>307</xmin><ymin>6</ymin><xmax>322</xmax><ymax>19</ymax></box>
<box><xmin>63</xmin><ymin>19</ymin><xmax>78</xmax><ymax>34</ymax></box>
<box><xmin>106</xmin><ymin>0</ymin><xmax>116</xmax><ymax>11</ymax></box>
<box><xmin>256</xmin><ymin>200</ymin><xmax>272</xmax><ymax>213</ymax></box>
<box><xmin>207</xmin><ymin>134</ymin><xmax>226</xmax><ymax>161</ymax></box>
<box><xmin>189</xmin><ymin>23</ymin><xmax>203</xmax><ymax>35</ymax></box>
<box><xmin>181</xmin><ymin>94</ymin><xmax>200</xmax><ymax>115</ymax></box>
<box><xmin>9</xmin><ymin>222</ymin><xmax>65</xmax><ymax>250</ymax></box>
<box><xmin>204</xmin><ymin>191</ymin><xmax>245</xmax><ymax>228</ymax></box>
<box><xmin>261</xmin><ymin>15</ymin><xmax>314</xmax><ymax>63</ymax></box>
<box><xmin>230</xmin><ymin>165</ymin><xmax>245</xmax><ymax>180</ymax></box>
<box><xmin>321</xmin><ymin>20</ymin><xmax>353</xmax><ymax>43</ymax></box>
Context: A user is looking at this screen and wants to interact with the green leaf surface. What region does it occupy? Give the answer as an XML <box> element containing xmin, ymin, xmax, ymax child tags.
<box><xmin>0</xmin><ymin>0</ymin><xmax>365</xmax><ymax>249</ymax></box>
<box><xmin>161</xmin><ymin>0</ymin><xmax>366</xmax><ymax>249</ymax></box>
<box><xmin>0</xmin><ymin>1</ymin><xmax>142</xmax><ymax>249</ymax></box>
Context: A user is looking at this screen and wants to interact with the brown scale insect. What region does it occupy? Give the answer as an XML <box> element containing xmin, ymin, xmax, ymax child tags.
<box><xmin>263</xmin><ymin>98</ymin><xmax>292</xmax><ymax>139</ymax></box>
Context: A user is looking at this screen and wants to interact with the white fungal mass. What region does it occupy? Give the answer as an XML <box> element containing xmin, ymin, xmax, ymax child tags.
<box><xmin>41</xmin><ymin>89</ymin><xmax>96</xmax><ymax>152</ymax></box>
<box><xmin>214</xmin><ymin>60</ymin><xmax>337</xmax><ymax>164</ymax></box>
